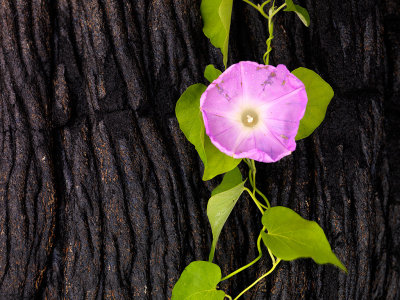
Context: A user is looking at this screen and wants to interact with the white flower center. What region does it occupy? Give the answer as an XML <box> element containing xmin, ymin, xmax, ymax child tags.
<box><xmin>241</xmin><ymin>109</ymin><xmax>259</xmax><ymax>127</ymax></box>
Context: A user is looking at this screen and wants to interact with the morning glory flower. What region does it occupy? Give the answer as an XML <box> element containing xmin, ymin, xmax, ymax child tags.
<box><xmin>200</xmin><ymin>61</ymin><xmax>307</xmax><ymax>163</ymax></box>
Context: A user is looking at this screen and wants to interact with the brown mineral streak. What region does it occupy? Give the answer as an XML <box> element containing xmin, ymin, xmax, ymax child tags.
<box><xmin>0</xmin><ymin>0</ymin><xmax>398</xmax><ymax>299</ymax></box>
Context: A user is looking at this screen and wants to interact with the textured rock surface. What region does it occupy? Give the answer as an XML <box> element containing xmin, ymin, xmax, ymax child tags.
<box><xmin>0</xmin><ymin>0</ymin><xmax>398</xmax><ymax>299</ymax></box>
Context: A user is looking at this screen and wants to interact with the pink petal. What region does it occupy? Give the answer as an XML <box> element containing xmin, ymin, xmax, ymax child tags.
<box><xmin>241</xmin><ymin>63</ymin><xmax>303</xmax><ymax>105</ymax></box>
<box><xmin>201</xmin><ymin>63</ymin><xmax>242</xmax><ymax>117</ymax></box>
<box><xmin>263</xmin><ymin>88</ymin><xmax>308</xmax><ymax>148</ymax></box>
<box><xmin>252</xmin><ymin>124</ymin><xmax>293</xmax><ymax>162</ymax></box>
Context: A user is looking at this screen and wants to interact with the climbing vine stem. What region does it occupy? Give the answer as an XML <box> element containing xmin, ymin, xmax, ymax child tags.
<box><xmin>220</xmin><ymin>227</ymin><xmax>265</xmax><ymax>281</ymax></box>
<box><xmin>241</xmin><ymin>1</ymin><xmax>288</xmax><ymax>65</ymax></box>
<box><xmin>234</xmin><ymin>259</ymin><xmax>282</xmax><ymax>300</ymax></box>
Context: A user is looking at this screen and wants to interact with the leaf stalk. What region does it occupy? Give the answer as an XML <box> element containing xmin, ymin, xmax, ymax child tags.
<box><xmin>233</xmin><ymin>259</ymin><xmax>282</xmax><ymax>299</ymax></box>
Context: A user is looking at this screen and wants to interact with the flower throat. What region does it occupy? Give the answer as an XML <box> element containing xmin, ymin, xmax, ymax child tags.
<box><xmin>241</xmin><ymin>109</ymin><xmax>259</xmax><ymax>127</ymax></box>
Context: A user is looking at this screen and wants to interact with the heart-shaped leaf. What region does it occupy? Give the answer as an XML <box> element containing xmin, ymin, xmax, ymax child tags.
<box><xmin>208</xmin><ymin>171</ymin><xmax>245</xmax><ymax>261</ymax></box>
<box><xmin>211</xmin><ymin>166</ymin><xmax>243</xmax><ymax>196</ymax></box>
<box><xmin>261</xmin><ymin>206</ymin><xmax>347</xmax><ymax>271</ymax></box>
<box><xmin>203</xmin><ymin>136</ymin><xmax>241</xmax><ymax>181</ymax></box>
<box><xmin>175</xmin><ymin>84</ymin><xmax>208</xmax><ymax>163</ymax></box>
<box><xmin>204</xmin><ymin>64</ymin><xmax>223</xmax><ymax>83</ymax></box>
<box><xmin>175</xmin><ymin>83</ymin><xmax>241</xmax><ymax>180</ymax></box>
<box><xmin>293</xmin><ymin>67</ymin><xmax>334</xmax><ymax>140</ymax></box>
<box><xmin>285</xmin><ymin>0</ymin><xmax>310</xmax><ymax>27</ymax></box>
<box><xmin>201</xmin><ymin>0</ymin><xmax>233</xmax><ymax>68</ymax></box>
<box><xmin>172</xmin><ymin>261</ymin><xmax>226</xmax><ymax>299</ymax></box>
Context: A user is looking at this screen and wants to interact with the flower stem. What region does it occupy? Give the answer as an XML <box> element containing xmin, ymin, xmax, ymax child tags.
<box><xmin>225</xmin><ymin>295</ymin><xmax>233</xmax><ymax>300</ymax></box>
<box><xmin>248</xmin><ymin>160</ymin><xmax>271</xmax><ymax>208</ymax></box>
<box><xmin>233</xmin><ymin>259</ymin><xmax>282</xmax><ymax>300</ymax></box>
<box><xmin>251</xmin><ymin>160</ymin><xmax>256</xmax><ymax>194</ymax></box>
<box><xmin>255</xmin><ymin>187</ymin><xmax>271</xmax><ymax>208</ymax></box>
<box><xmin>249</xmin><ymin>169</ymin><xmax>254</xmax><ymax>188</ymax></box>
<box><xmin>221</xmin><ymin>228</ymin><xmax>264</xmax><ymax>282</ymax></box>
<box><xmin>244</xmin><ymin>188</ymin><xmax>265</xmax><ymax>213</ymax></box>
<box><xmin>244</xmin><ymin>158</ymin><xmax>253</xmax><ymax>170</ymax></box>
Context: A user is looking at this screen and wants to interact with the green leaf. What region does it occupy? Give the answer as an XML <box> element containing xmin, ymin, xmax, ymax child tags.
<box><xmin>201</xmin><ymin>0</ymin><xmax>233</xmax><ymax>68</ymax></box>
<box><xmin>292</xmin><ymin>67</ymin><xmax>334</xmax><ymax>140</ymax></box>
<box><xmin>261</xmin><ymin>206</ymin><xmax>347</xmax><ymax>271</ymax></box>
<box><xmin>175</xmin><ymin>84</ymin><xmax>208</xmax><ymax>163</ymax></box>
<box><xmin>175</xmin><ymin>83</ymin><xmax>240</xmax><ymax>181</ymax></box>
<box><xmin>207</xmin><ymin>174</ymin><xmax>245</xmax><ymax>261</ymax></box>
<box><xmin>203</xmin><ymin>136</ymin><xmax>241</xmax><ymax>181</ymax></box>
<box><xmin>172</xmin><ymin>261</ymin><xmax>226</xmax><ymax>300</ymax></box>
<box><xmin>204</xmin><ymin>65</ymin><xmax>222</xmax><ymax>83</ymax></box>
<box><xmin>211</xmin><ymin>166</ymin><xmax>242</xmax><ymax>196</ymax></box>
<box><xmin>284</xmin><ymin>0</ymin><xmax>310</xmax><ymax>27</ymax></box>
